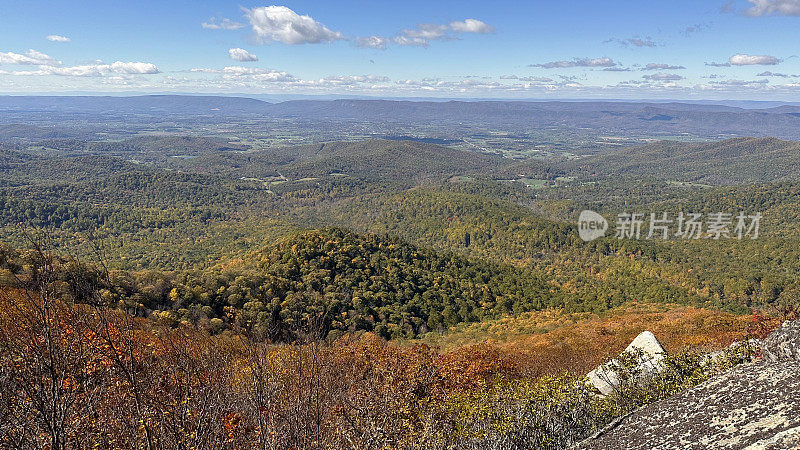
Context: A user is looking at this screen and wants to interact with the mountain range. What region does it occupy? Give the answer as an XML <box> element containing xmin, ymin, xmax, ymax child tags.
<box><xmin>5</xmin><ymin>95</ymin><xmax>800</xmax><ymax>140</ymax></box>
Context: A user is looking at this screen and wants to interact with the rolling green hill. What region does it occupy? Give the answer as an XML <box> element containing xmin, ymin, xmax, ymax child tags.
<box><xmin>178</xmin><ymin>138</ymin><xmax>505</xmax><ymax>183</ymax></box>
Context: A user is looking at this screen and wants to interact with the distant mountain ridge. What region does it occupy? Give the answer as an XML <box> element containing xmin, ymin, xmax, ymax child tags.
<box><xmin>5</xmin><ymin>95</ymin><xmax>800</xmax><ymax>139</ymax></box>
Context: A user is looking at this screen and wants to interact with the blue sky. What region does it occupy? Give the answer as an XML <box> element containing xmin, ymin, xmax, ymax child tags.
<box><xmin>2</xmin><ymin>0</ymin><xmax>800</xmax><ymax>99</ymax></box>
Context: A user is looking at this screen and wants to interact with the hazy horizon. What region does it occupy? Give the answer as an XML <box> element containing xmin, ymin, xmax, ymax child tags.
<box><xmin>3</xmin><ymin>92</ymin><xmax>800</xmax><ymax>108</ymax></box>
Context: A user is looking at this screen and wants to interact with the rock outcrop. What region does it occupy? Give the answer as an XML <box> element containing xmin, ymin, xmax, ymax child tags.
<box><xmin>574</xmin><ymin>321</ymin><xmax>800</xmax><ymax>449</ymax></box>
<box><xmin>586</xmin><ymin>330</ymin><xmax>666</xmax><ymax>395</ymax></box>
<box><xmin>762</xmin><ymin>320</ymin><xmax>800</xmax><ymax>362</ymax></box>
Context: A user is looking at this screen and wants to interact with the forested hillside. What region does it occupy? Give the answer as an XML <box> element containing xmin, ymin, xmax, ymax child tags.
<box><xmin>3</xmin><ymin>136</ymin><xmax>800</xmax><ymax>320</ymax></box>
<box><xmin>563</xmin><ymin>137</ymin><xmax>800</xmax><ymax>184</ymax></box>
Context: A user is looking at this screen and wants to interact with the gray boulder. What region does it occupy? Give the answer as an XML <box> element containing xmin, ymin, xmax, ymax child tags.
<box><xmin>761</xmin><ymin>319</ymin><xmax>800</xmax><ymax>362</ymax></box>
<box><xmin>586</xmin><ymin>331</ymin><xmax>666</xmax><ymax>395</ymax></box>
<box><xmin>574</xmin><ymin>360</ymin><xmax>800</xmax><ymax>449</ymax></box>
<box><xmin>574</xmin><ymin>320</ymin><xmax>800</xmax><ymax>449</ymax></box>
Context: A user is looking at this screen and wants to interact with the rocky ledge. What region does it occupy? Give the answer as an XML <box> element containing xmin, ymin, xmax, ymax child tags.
<box><xmin>575</xmin><ymin>320</ymin><xmax>800</xmax><ymax>450</ymax></box>
<box><xmin>762</xmin><ymin>320</ymin><xmax>800</xmax><ymax>363</ymax></box>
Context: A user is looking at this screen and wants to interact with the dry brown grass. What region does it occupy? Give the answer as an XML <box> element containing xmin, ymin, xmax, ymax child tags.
<box><xmin>414</xmin><ymin>302</ymin><xmax>761</xmax><ymax>377</ymax></box>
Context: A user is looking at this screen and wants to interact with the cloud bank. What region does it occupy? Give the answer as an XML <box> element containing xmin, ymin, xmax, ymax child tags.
<box><xmin>530</xmin><ymin>57</ymin><xmax>617</xmax><ymax>68</ymax></box>
<box><xmin>15</xmin><ymin>61</ymin><xmax>160</xmax><ymax>76</ymax></box>
<box><xmin>356</xmin><ymin>18</ymin><xmax>494</xmax><ymax>49</ymax></box>
<box><xmin>0</xmin><ymin>49</ymin><xmax>61</xmax><ymax>66</ymax></box>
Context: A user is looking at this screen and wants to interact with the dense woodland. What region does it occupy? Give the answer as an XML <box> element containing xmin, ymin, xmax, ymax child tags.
<box><xmin>3</xmin><ymin>137</ymin><xmax>800</xmax><ymax>326</ymax></box>
<box><xmin>0</xmin><ymin>228</ymin><xmax>557</xmax><ymax>340</ymax></box>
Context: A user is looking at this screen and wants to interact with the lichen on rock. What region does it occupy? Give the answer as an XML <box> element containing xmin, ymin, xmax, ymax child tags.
<box><xmin>574</xmin><ymin>321</ymin><xmax>800</xmax><ymax>449</ymax></box>
<box><xmin>761</xmin><ymin>320</ymin><xmax>800</xmax><ymax>363</ymax></box>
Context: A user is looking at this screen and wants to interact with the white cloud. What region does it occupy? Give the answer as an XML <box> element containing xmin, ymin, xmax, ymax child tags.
<box><xmin>449</xmin><ymin>19</ymin><xmax>495</xmax><ymax>34</ymax></box>
<box><xmin>201</xmin><ymin>17</ymin><xmax>244</xmax><ymax>30</ymax></box>
<box><xmin>400</xmin><ymin>19</ymin><xmax>495</xmax><ymax>42</ymax></box>
<box><xmin>0</xmin><ymin>49</ymin><xmax>61</xmax><ymax>66</ymax></box>
<box><xmin>224</xmin><ymin>66</ymin><xmax>278</xmax><ymax>76</ymax></box>
<box><xmin>642</xmin><ymin>72</ymin><xmax>684</xmax><ymax>81</ymax></box>
<box><xmin>758</xmin><ymin>71</ymin><xmax>790</xmax><ymax>77</ymax></box>
<box><xmin>390</xmin><ymin>35</ymin><xmax>430</xmax><ymax>47</ymax></box>
<box><xmin>500</xmin><ymin>75</ymin><xmax>553</xmax><ymax>82</ymax></box>
<box><xmin>643</xmin><ymin>63</ymin><xmax>686</xmax><ymax>70</ymax></box>
<box><xmin>607</xmin><ymin>37</ymin><xmax>657</xmax><ymax>47</ymax></box>
<box><xmin>745</xmin><ymin>0</ymin><xmax>800</xmax><ymax>16</ymax></box>
<box><xmin>107</xmin><ymin>61</ymin><xmax>159</xmax><ymax>74</ymax></box>
<box><xmin>191</xmin><ymin>66</ymin><xmax>297</xmax><ymax>82</ymax></box>
<box><xmin>244</xmin><ymin>6</ymin><xmax>344</xmax><ymax>44</ymax></box>
<box><xmin>358</xmin><ymin>18</ymin><xmax>495</xmax><ymax>49</ymax></box>
<box><xmin>729</xmin><ymin>54</ymin><xmax>781</xmax><ymax>65</ymax></box>
<box><xmin>709</xmin><ymin>79</ymin><xmax>770</xmax><ymax>87</ymax></box>
<box><xmin>303</xmin><ymin>74</ymin><xmax>390</xmax><ymax>86</ymax></box>
<box><xmin>222</xmin><ymin>67</ymin><xmax>265</xmax><ymax>75</ymax></box>
<box><xmin>160</xmin><ymin>71</ymin><xmax>594</xmax><ymax>96</ymax></box>
<box><xmin>530</xmin><ymin>57</ymin><xmax>618</xmax><ymax>68</ymax></box>
<box><xmin>401</xmin><ymin>23</ymin><xmax>449</xmax><ymax>41</ymax></box>
<box><xmin>228</xmin><ymin>48</ymin><xmax>258</xmax><ymax>62</ymax></box>
<box><xmin>45</xmin><ymin>35</ymin><xmax>70</xmax><ymax>42</ymax></box>
<box><xmin>13</xmin><ymin>61</ymin><xmax>159</xmax><ymax>77</ymax></box>
<box><xmin>394</xmin><ymin>76</ymin><xmax>590</xmax><ymax>93</ymax></box>
<box><xmin>187</xmin><ymin>67</ymin><xmax>391</xmax><ymax>88</ymax></box>
<box><xmin>706</xmin><ymin>54</ymin><xmax>782</xmax><ymax>67</ymax></box>
<box><xmin>355</xmin><ymin>36</ymin><xmax>390</xmax><ymax>50</ymax></box>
